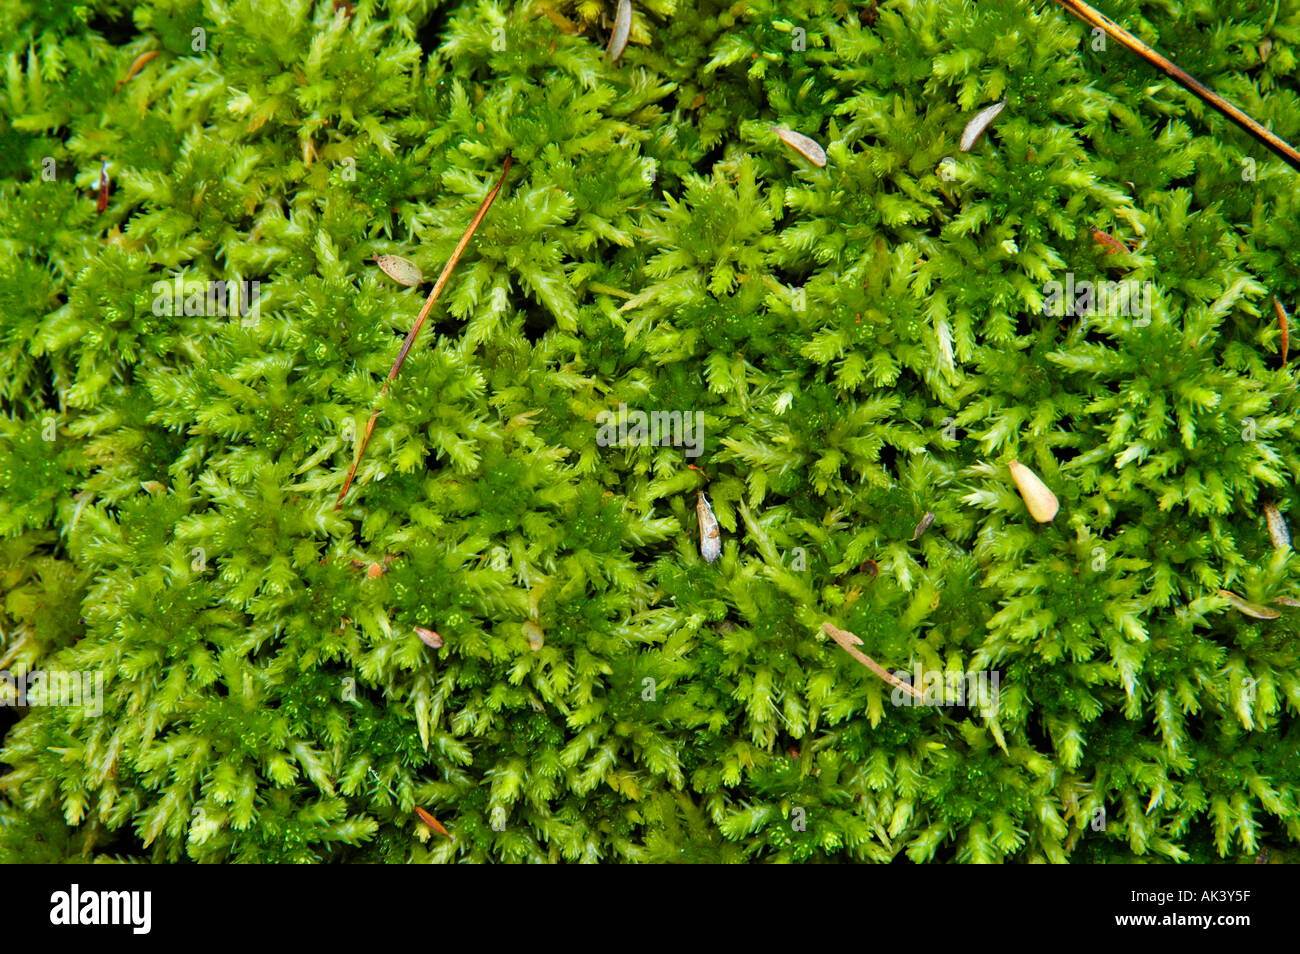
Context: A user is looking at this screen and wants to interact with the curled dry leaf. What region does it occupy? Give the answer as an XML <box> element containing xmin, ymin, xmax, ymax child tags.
<box><xmin>697</xmin><ymin>491</ymin><xmax>721</xmax><ymax>562</ymax></box>
<box><xmin>374</xmin><ymin>254</ymin><xmax>423</xmax><ymax>287</ymax></box>
<box><xmin>1263</xmin><ymin>502</ymin><xmax>1290</xmax><ymax>550</ymax></box>
<box><xmin>539</xmin><ymin>3</ymin><xmax>580</xmax><ymax>34</ymax></box>
<box><xmin>116</xmin><ymin>50</ymin><xmax>160</xmax><ymax>92</ymax></box>
<box><xmin>414</xmin><ymin>626</ymin><xmax>444</xmax><ymax>649</ymax></box>
<box><xmin>1219</xmin><ymin>589</ymin><xmax>1280</xmax><ymax>620</ymax></box>
<box><xmin>95</xmin><ymin>160</ymin><xmax>110</xmax><ymax>213</ymax></box>
<box><xmin>606</xmin><ymin>0</ymin><xmax>632</xmax><ymax>61</ymax></box>
<box><xmin>773</xmin><ymin>126</ymin><xmax>828</xmax><ymax>167</ymax></box>
<box><xmin>1092</xmin><ymin>227</ymin><xmax>1129</xmax><ymax>255</ymax></box>
<box><xmin>1008</xmin><ymin>459</ymin><xmax>1059</xmax><ymax>523</ymax></box>
<box><xmin>960</xmin><ymin>100</ymin><xmax>1006</xmax><ymax>152</ymax></box>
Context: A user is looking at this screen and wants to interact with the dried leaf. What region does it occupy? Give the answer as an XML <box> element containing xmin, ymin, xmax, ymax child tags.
<box><xmin>1264</xmin><ymin>502</ymin><xmax>1290</xmax><ymax>550</ymax></box>
<box><xmin>116</xmin><ymin>50</ymin><xmax>160</xmax><ymax>92</ymax></box>
<box><xmin>1219</xmin><ymin>589</ymin><xmax>1280</xmax><ymax>620</ymax></box>
<box><xmin>1092</xmin><ymin>227</ymin><xmax>1128</xmax><ymax>255</ymax></box>
<box><xmin>95</xmin><ymin>160</ymin><xmax>110</xmax><ymax>213</ymax></box>
<box><xmin>606</xmin><ymin>0</ymin><xmax>632</xmax><ymax>61</ymax></box>
<box><xmin>697</xmin><ymin>491</ymin><xmax>721</xmax><ymax>562</ymax></box>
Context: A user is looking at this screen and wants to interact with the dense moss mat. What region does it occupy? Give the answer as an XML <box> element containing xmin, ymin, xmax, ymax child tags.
<box><xmin>1</xmin><ymin>0</ymin><xmax>1298</xmax><ymax>862</ymax></box>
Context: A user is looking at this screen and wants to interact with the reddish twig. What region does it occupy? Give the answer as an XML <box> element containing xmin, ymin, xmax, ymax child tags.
<box><xmin>336</xmin><ymin>154</ymin><xmax>514</xmax><ymax>507</ymax></box>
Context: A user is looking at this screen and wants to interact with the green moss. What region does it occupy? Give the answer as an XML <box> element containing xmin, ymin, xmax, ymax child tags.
<box><xmin>1</xmin><ymin>0</ymin><xmax>1298</xmax><ymax>863</ymax></box>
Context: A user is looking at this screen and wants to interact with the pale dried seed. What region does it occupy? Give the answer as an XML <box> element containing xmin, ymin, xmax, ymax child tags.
<box><xmin>1219</xmin><ymin>589</ymin><xmax>1280</xmax><ymax>620</ymax></box>
<box><xmin>523</xmin><ymin>620</ymin><xmax>545</xmax><ymax>651</ymax></box>
<box><xmin>697</xmin><ymin>491</ymin><xmax>721</xmax><ymax>562</ymax></box>
<box><xmin>374</xmin><ymin>254</ymin><xmax>423</xmax><ymax>287</ymax></box>
<box><xmin>960</xmin><ymin>100</ymin><xmax>1006</xmax><ymax>152</ymax></box>
<box><xmin>773</xmin><ymin>126</ymin><xmax>828</xmax><ymax>167</ymax></box>
<box><xmin>1008</xmin><ymin>459</ymin><xmax>1059</xmax><ymax>523</ymax></box>
<box><xmin>606</xmin><ymin>0</ymin><xmax>632</xmax><ymax>62</ymax></box>
<box><xmin>414</xmin><ymin>626</ymin><xmax>444</xmax><ymax>649</ymax></box>
<box><xmin>1264</xmin><ymin>502</ymin><xmax>1290</xmax><ymax>550</ymax></box>
<box><xmin>912</xmin><ymin>512</ymin><xmax>935</xmax><ymax>541</ymax></box>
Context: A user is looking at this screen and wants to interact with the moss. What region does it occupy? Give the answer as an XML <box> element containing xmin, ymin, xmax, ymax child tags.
<box><xmin>1</xmin><ymin>0</ymin><xmax>1298</xmax><ymax>863</ymax></box>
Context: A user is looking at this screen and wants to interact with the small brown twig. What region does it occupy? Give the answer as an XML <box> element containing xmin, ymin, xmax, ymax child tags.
<box><xmin>822</xmin><ymin>622</ymin><xmax>926</xmax><ymax>702</ymax></box>
<box><xmin>336</xmin><ymin>154</ymin><xmax>514</xmax><ymax>507</ymax></box>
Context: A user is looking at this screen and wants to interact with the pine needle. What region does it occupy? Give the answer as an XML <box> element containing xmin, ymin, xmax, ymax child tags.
<box><xmin>822</xmin><ymin>622</ymin><xmax>926</xmax><ymax>702</ymax></box>
<box><xmin>336</xmin><ymin>154</ymin><xmax>514</xmax><ymax>507</ymax></box>
<box><xmin>1052</xmin><ymin>0</ymin><xmax>1300</xmax><ymax>171</ymax></box>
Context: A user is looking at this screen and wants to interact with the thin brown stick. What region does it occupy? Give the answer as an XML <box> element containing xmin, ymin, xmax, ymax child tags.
<box><xmin>1053</xmin><ymin>0</ymin><xmax>1300</xmax><ymax>172</ymax></box>
<box><xmin>336</xmin><ymin>154</ymin><xmax>514</xmax><ymax>507</ymax></box>
<box><xmin>822</xmin><ymin>622</ymin><xmax>926</xmax><ymax>702</ymax></box>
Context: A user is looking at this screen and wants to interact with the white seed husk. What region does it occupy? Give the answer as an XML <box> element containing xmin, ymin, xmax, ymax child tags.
<box><xmin>1264</xmin><ymin>502</ymin><xmax>1290</xmax><ymax>550</ymax></box>
<box><xmin>960</xmin><ymin>100</ymin><xmax>1006</xmax><ymax>152</ymax></box>
<box><xmin>374</xmin><ymin>254</ymin><xmax>423</xmax><ymax>287</ymax></box>
<box><xmin>1008</xmin><ymin>459</ymin><xmax>1058</xmax><ymax>523</ymax></box>
<box><xmin>1219</xmin><ymin>590</ymin><xmax>1280</xmax><ymax>620</ymax></box>
<box><xmin>606</xmin><ymin>0</ymin><xmax>632</xmax><ymax>61</ymax></box>
<box><xmin>773</xmin><ymin>126</ymin><xmax>828</xmax><ymax>167</ymax></box>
